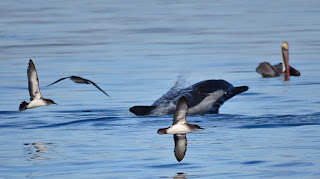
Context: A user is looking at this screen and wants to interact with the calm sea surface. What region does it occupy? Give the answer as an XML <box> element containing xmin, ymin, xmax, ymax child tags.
<box><xmin>1</xmin><ymin>0</ymin><xmax>320</xmax><ymax>178</ymax></box>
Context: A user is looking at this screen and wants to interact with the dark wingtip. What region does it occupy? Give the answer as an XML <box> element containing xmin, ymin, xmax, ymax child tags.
<box><xmin>177</xmin><ymin>96</ymin><xmax>188</xmax><ymax>107</ymax></box>
<box><xmin>29</xmin><ymin>59</ymin><xmax>34</xmax><ymax>64</ymax></box>
<box><xmin>180</xmin><ymin>96</ymin><xmax>187</xmax><ymax>100</ymax></box>
<box><xmin>105</xmin><ymin>93</ymin><xmax>111</xmax><ymax>98</ymax></box>
<box><xmin>179</xmin><ymin>96</ymin><xmax>187</xmax><ymax>103</ymax></box>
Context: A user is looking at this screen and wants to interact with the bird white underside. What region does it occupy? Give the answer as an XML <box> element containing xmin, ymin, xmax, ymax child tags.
<box><xmin>166</xmin><ymin>123</ymin><xmax>192</xmax><ymax>134</ymax></box>
<box><xmin>26</xmin><ymin>99</ymin><xmax>47</xmax><ymax>109</ymax></box>
<box><xmin>188</xmin><ymin>90</ymin><xmax>226</xmax><ymax>114</ymax></box>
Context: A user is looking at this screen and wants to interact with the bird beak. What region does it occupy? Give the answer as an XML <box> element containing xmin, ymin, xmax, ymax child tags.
<box><xmin>282</xmin><ymin>47</ymin><xmax>290</xmax><ymax>81</ymax></box>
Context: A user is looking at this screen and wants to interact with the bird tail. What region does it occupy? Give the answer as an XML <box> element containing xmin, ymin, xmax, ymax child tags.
<box><xmin>157</xmin><ymin>128</ymin><xmax>167</xmax><ymax>134</ymax></box>
<box><xmin>19</xmin><ymin>101</ymin><xmax>28</xmax><ymax>111</ymax></box>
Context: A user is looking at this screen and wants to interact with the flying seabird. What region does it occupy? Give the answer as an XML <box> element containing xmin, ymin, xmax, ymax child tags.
<box><xmin>157</xmin><ymin>96</ymin><xmax>204</xmax><ymax>162</ymax></box>
<box><xmin>256</xmin><ymin>42</ymin><xmax>300</xmax><ymax>81</ymax></box>
<box><xmin>47</xmin><ymin>76</ymin><xmax>110</xmax><ymax>97</ymax></box>
<box><xmin>130</xmin><ymin>79</ymin><xmax>248</xmax><ymax>115</ymax></box>
<box><xmin>19</xmin><ymin>59</ymin><xmax>57</xmax><ymax>111</ymax></box>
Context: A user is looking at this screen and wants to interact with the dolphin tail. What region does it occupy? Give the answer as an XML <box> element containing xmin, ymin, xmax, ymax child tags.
<box><xmin>129</xmin><ymin>106</ymin><xmax>157</xmax><ymax>115</ymax></box>
<box><xmin>19</xmin><ymin>101</ymin><xmax>29</xmax><ymax>111</ymax></box>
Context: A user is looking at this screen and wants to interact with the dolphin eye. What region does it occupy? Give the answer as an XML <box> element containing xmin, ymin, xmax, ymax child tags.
<box><xmin>224</xmin><ymin>92</ymin><xmax>227</xmax><ymax>95</ymax></box>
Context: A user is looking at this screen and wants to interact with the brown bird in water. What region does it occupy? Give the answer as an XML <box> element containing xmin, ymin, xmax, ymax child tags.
<box><xmin>256</xmin><ymin>42</ymin><xmax>300</xmax><ymax>81</ymax></box>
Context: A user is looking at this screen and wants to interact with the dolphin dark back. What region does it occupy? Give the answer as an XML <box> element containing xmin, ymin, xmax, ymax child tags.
<box><xmin>192</xmin><ymin>80</ymin><xmax>233</xmax><ymax>93</ymax></box>
<box><xmin>130</xmin><ymin>79</ymin><xmax>249</xmax><ymax>116</ymax></box>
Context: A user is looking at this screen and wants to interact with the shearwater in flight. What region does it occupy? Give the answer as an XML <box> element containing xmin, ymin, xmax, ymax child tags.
<box><xmin>157</xmin><ymin>96</ymin><xmax>204</xmax><ymax>162</ymax></box>
<box><xmin>19</xmin><ymin>59</ymin><xmax>57</xmax><ymax>111</ymax></box>
<box><xmin>47</xmin><ymin>76</ymin><xmax>110</xmax><ymax>97</ymax></box>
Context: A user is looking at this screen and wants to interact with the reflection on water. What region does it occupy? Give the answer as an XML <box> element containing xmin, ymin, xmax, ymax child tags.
<box><xmin>24</xmin><ymin>142</ymin><xmax>54</xmax><ymax>161</ymax></box>
<box><xmin>173</xmin><ymin>172</ymin><xmax>186</xmax><ymax>179</ymax></box>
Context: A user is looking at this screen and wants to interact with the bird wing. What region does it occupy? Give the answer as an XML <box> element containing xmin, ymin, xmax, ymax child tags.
<box><xmin>28</xmin><ymin>59</ymin><xmax>42</xmax><ymax>100</ymax></box>
<box><xmin>173</xmin><ymin>96</ymin><xmax>188</xmax><ymax>125</ymax></box>
<box><xmin>47</xmin><ymin>77</ymin><xmax>70</xmax><ymax>87</ymax></box>
<box><xmin>256</xmin><ymin>62</ymin><xmax>277</xmax><ymax>77</ymax></box>
<box><xmin>174</xmin><ymin>134</ymin><xmax>187</xmax><ymax>162</ymax></box>
<box><xmin>87</xmin><ymin>80</ymin><xmax>111</xmax><ymax>97</ymax></box>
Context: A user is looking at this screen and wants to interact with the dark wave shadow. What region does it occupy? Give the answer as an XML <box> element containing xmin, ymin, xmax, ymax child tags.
<box><xmin>270</xmin><ymin>161</ymin><xmax>314</xmax><ymax>167</ymax></box>
<box><xmin>49</xmin><ymin>109</ymin><xmax>120</xmax><ymax>113</ymax></box>
<box><xmin>236</xmin><ymin>112</ymin><xmax>320</xmax><ymax>129</ymax></box>
<box><xmin>237</xmin><ymin>122</ymin><xmax>320</xmax><ymax>129</ymax></box>
<box><xmin>149</xmin><ymin>163</ymin><xmax>191</xmax><ymax>168</ymax></box>
<box><xmin>0</xmin><ymin>110</ymin><xmax>20</xmax><ymax>115</ymax></box>
<box><xmin>26</xmin><ymin>116</ymin><xmax>120</xmax><ymax>129</ymax></box>
<box><xmin>241</xmin><ymin>160</ymin><xmax>267</xmax><ymax>165</ymax></box>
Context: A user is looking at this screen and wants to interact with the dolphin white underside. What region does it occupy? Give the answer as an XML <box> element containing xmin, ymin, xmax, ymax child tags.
<box><xmin>188</xmin><ymin>90</ymin><xmax>226</xmax><ymax>114</ymax></box>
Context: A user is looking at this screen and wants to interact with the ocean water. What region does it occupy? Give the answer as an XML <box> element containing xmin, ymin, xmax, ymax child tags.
<box><xmin>1</xmin><ymin>0</ymin><xmax>320</xmax><ymax>178</ymax></box>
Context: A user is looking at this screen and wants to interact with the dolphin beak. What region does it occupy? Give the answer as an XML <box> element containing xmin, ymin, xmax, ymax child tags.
<box><xmin>282</xmin><ymin>47</ymin><xmax>290</xmax><ymax>81</ymax></box>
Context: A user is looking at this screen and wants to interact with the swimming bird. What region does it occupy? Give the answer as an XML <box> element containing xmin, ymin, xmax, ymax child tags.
<box><xmin>130</xmin><ymin>79</ymin><xmax>248</xmax><ymax>115</ymax></box>
<box><xmin>157</xmin><ymin>96</ymin><xmax>204</xmax><ymax>162</ymax></box>
<box><xmin>256</xmin><ymin>42</ymin><xmax>300</xmax><ymax>81</ymax></box>
<box><xmin>19</xmin><ymin>59</ymin><xmax>57</xmax><ymax>111</ymax></box>
<box><xmin>47</xmin><ymin>76</ymin><xmax>110</xmax><ymax>97</ymax></box>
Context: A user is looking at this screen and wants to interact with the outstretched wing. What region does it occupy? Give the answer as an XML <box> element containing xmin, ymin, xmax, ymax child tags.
<box><xmin>173</xmin><ymin>96</ymin><xmax>188</xmax><ymax>125</ymax></box>
<box><xmin>87</xmin><ymin>80</ymin><xmax>111</xmax><ymax>97</ymax></box>
<box><xmin>47</xmin><ymin>77</ymin><xmax>70</xmax><ymax>87</ymax></box>
<box><xmin>28</xmin><ymin>59</ymin><xmax>42</xmax><ymax>100</ymax></box>
<box><xmin>174</xmin><ymin>134</ymin><xmax>187</xmax><ymax>162</ymax></box>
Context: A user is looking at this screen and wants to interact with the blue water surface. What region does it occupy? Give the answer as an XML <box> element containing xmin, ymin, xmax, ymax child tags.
<box><xmin>1</xmin><ymin>0</ymin><xmax>320</xmax><ymax>178</ymax></box>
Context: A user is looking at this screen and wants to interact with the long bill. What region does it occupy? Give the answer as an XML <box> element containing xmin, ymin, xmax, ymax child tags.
<box><xmin>281</xmin><ymin>46</ymin><xmax>290</xmax><ymax>81</ymax></box>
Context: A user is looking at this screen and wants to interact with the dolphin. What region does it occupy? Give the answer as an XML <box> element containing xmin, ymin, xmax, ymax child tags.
<box><xmin>130</xmin><ymin>79</ymin><xmax>248</xmax><ymax>115</ymax></box>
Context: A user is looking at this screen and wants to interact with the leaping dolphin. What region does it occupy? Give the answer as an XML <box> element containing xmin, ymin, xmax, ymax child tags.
<box><xmin>130</xmin><ymin>79</ymin><xmax>248</xmax><ymax>115</ymax></box>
